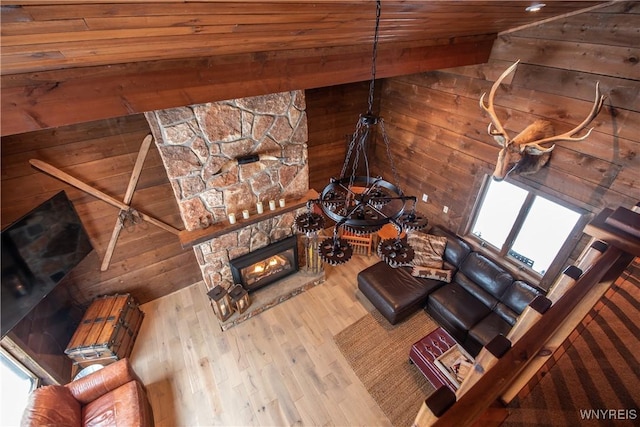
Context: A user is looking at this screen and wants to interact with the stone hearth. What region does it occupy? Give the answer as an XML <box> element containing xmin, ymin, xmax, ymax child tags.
<box><xmin>216</xmin><ymin>269</ymin><xmax>325</xmax><ymax>331</ymax></box>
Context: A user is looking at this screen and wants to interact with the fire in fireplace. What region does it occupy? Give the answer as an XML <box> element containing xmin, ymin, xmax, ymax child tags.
<box><xmin>229</xmin><ymin>235</ymin><xmax>299</xmax><ymax>292</ymax></box>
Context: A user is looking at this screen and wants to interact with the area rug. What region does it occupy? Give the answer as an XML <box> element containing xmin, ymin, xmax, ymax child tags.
<box><xmin>334</xmin><ymin>309</ymin><xmax>438</xmax><ymax>427</ymax></box>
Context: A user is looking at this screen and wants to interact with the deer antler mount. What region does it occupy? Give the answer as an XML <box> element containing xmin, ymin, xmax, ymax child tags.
<box><xmin>480</xmin><ymin>60</ymin><xmax>605</xmax><ymax>181</ymax></box>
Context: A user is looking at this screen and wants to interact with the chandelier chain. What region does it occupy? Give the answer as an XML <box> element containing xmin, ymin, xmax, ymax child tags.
<box><xmin>340</xmin><ymin>118</ymin><xmax>363</xmax><ymax>179</ymax></box>
<box><xmin>367</xmin><ymin>0</ymin><xmax>382</xmax><ymax>114</ymax></box>
<box><xmin>294</xmin><ymin>0</ymin><xmax>426</xmax><ymax>267</ymax></box>
<box><xmin>348</xmin><ymin>124</ymin><xmax>369</xmax><ymax>188</ymax></box>
<box><xmin>379</xmin><ymin>118</ymin><xmax>401</xmax><ymax>189</ymax></box>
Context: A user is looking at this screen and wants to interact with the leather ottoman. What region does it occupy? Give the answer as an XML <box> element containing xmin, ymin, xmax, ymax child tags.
<box><xmin>409</xmin><ymin>327</ymin><xmax>459</xmax><ymax>392</ymax></box>
<box><xmin>357</xmin><ymin>261</ymin><xmax>443</xmax><ymax>324</ymax></box>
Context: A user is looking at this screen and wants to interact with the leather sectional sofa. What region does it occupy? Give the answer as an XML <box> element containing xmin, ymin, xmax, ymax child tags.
<box><xmin>358</xmin><ymin>225</ymin><xmax>543</xmax><ymax>356</ymax></box>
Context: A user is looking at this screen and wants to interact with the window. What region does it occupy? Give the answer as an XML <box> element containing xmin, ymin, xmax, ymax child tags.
<box><xmin>470</xmin><ymin>178</ymin><xmax>582</xmax><ymax>277</ymax></box>
<box><xmin>1</xmin><ymin>348</ymin><xmax>39</xmax><ymax>426</ymax></box>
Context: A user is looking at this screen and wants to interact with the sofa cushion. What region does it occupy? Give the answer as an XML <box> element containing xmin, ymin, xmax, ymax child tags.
<box><xmin>407</xmin><ymin>232</ymin><xmax>447</xmax><ymax>268</ymax></box>
<box><xmin>83</xmin><ymin>381</ymin><xmax>151</xmax><ymax>427</ymax></box>
<box><xmin>427</xmin><ymin>282</ymin><xmax>492</xmax><ymax>334</ymax></box>
<box><xmin>492</xmin><ymin>281</ymin><xmax>541</xmax><ymax>325</ymax></box>
<box><xmin>492</xmin><ymin>302</ymin><xmax>519</xmax><ymax>326</ymax></box>
<box><xmin>429</xmin><ymin>226</ymin><xmax>472</xmax><ymax>268</ymax></box>
<box><xmin>67</xmin><ymin>357</ymin><xmax>143</xmax><ymax>404</ymax></box>
<box><xmin>468</xmin><ymin>312</ymin><xmax>513</xmax><ymax>348</ymax></box>
<box><xmin>21</xmin><ymin>385</ymin><xmax>82</xmax><ymax>427</ymax></box>
<box><xmin>454</xmin><ymin>272</ymin><xmax>500</xmax><ymax>310</ymax></box>
<box><xmin>459</xmin><ymin>252</ymin><xmax>514</xmax><ymax>300</ymax></box>
<box><xmin>358</xmin><ymin>261</ymin><xmax>442</xmax><ymax>324</ymax></box>
<box><xmin>501</xmin><ymin>280</ymin><xmax>542</xmax><ymax>315</ymax></box>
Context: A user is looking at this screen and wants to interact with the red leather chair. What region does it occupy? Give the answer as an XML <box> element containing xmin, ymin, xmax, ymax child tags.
<box><xmin>21</xmin><ymin>358</ymin><xmax>154</xmax><ymax>427</ymax></box>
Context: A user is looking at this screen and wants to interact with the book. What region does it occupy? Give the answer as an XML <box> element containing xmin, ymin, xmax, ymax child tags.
<box><xmin>433</xmin><ymin>344</ymin><xmax>474</xmax><ymax>389</ymax></box>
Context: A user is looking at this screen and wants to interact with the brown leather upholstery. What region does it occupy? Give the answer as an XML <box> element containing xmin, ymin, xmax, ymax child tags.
<box><xmin>358</xmin><ymin>225</ymin><xmax>544</xmax><ymax>357</ymax></box>
<box><xmin>21</xmin><ymin>358</ymin><xmax>153</xmax><ymax>427</ymax></box>
<box><xmin>83</xmin><ymin>381</ymin><xmax>152</xmax><ymax>426</ymax></box>
<box><xmin>426</xmin><ymin>246</ymin><xmax>543</xmax><ymax>356</ymax></box>
<box><xmin>357</xmin><ymin>261</ymin><xmax>443</xmax><ymax>324</ymax></box>
<box><xmin>20</xmin><ymin>385</ymin><xmax>82</xmax><ymax>426</ymax></box>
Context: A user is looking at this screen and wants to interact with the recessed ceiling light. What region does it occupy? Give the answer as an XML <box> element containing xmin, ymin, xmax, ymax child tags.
<box><xmin>526</xmin><ymin>3</ymin><xmax>546</xmax><ymax>12</ymax></box>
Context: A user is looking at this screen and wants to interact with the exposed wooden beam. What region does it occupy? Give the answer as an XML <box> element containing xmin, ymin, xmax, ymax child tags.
<box><xmin>1</xmin><ymin>37</ymin><xmax>494</xmax><ymax>136</ymax></box>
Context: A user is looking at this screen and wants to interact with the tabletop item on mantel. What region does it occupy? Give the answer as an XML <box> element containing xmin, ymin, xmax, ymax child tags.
<box><xmin>179</xmin><ymin>189</ymin><xmax>319</xmax><ymax>248</ymax></box>
<box><xmin>65</xmin><ymin>294</ymin><xmax>144</xmax><ymax>369</ymax></box>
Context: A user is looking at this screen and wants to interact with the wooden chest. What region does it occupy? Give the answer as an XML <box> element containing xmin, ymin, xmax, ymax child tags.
<box><xmin>65</xmin><ymin>294</ymin><xmax>144</xmax><ymax>368</ymax></box>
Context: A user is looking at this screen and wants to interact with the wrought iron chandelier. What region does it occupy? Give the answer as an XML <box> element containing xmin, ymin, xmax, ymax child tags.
<box><xmin>295</xmin><ymin>0</ymin><xmax>427</xmax><ymax>266</ymax></box>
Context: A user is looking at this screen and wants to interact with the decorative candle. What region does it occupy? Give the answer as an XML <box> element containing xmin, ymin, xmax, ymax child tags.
<box><xmin>279</xmin><ymin>198</ymin><xmax>286</xmax><ymax>208</ymax></box>
<box><xmin>228</xmin><ymin>213</ymin><xmax>236</xmax><ymax>224</ymax></box>
<box><xmin>269</xmin><ymin>200</ymin><xmax>276</xmax><ymax>211</ymax></box>
<box><xmin>256</xmin><ymin>201</ymin><xmax>264</xmax><ymax>214</ymax></box>
<box><xmin>242</xmin><ymin>209</ymin><xmax>250</xmax><ymax>219</ymax></box>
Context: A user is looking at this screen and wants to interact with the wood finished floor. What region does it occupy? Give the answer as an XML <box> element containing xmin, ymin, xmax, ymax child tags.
<box><xmin>130</xmin><ymin>255</ymin><xmax>393</xmax><ymax>427</ymax></box>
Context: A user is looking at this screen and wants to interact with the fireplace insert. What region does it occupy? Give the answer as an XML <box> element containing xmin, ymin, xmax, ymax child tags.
<box><xmin>229</xmin><ymin>235</ymin><xmax>298</xmax><ymax>292</ymax></box>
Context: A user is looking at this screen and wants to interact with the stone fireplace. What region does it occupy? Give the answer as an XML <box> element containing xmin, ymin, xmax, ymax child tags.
<box><xmin>145</xmin><ymin>90</ymin><xmax>311</xmax><ymax>295</ymax></box>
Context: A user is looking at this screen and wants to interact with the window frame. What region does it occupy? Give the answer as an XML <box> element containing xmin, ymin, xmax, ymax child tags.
<box><xmin>464</xmin><ymin>175</ymin><xmax>590</xmax><ymax>291</ymax></box>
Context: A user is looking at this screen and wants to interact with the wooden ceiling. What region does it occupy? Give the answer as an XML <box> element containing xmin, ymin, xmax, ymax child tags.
<box><xmin>1</xmin><ymin>1</ymin><xmax>610</xmax><ymax>136</ymax></box>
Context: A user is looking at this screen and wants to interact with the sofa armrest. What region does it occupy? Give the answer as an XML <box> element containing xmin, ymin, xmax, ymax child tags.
<box><xmin>21</xmin><ymin>385</ymin><xmax>82</xmax><ymax>427</ymax></box>
<box><xmin>66</xmin><ymin>358</ymin><xmax>143</xmax><ymax>404</ymax></box>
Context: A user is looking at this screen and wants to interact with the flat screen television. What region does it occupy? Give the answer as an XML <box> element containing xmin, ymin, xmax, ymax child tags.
<box><xmin>1</xmin><ymin>191</ymin><xmax>94</xmax><ymax>338</ymax></box>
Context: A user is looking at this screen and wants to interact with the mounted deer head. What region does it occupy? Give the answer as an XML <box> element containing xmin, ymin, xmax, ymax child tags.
<box><xmin>480</xmin><ymin>60</ymin><xmax>605</xmax><ymax>181</ymax></box>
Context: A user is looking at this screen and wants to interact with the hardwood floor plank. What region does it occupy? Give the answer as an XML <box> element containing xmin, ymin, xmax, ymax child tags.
<box><xmin>131</xmin><ymin>254</ymin><xmax>390</xmax><ymax>426</ymax></box>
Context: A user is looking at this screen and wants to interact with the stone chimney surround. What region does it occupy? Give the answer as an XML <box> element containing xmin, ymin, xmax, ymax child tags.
<box><xmin>145</xmin><ymin>90</ymin><xmax>310</xmax><ymax>291</ymax></box>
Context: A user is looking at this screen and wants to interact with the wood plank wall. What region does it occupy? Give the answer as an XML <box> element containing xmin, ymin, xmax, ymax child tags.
<box><xmin>0</xmin><ymin>115</ymin><xmax>202</xmax><ymax>306</ymax></box>
<box><xmin>306</xmin><ymin>81</ymin><xmax>372</xmax><ymax>192</ymax></box>
<box><xmin>374</xmin><ymin>1</ymin><xmax>639</xmax><ymax>237</ymax></box>
<box><xmin>2</xmin><ymin>2</ymin><xmax>637</xmax><ymax>309</ymax></box>
<box><xmin>0</xmin><ymin>81</ymin><xmax>372</xmax><ymax>311</ymax></box>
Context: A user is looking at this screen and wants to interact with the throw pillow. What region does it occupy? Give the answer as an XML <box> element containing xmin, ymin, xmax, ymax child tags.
<box><xmin>407</xmin><ymin>232</ymin><xmax>447</xmax><ymax>268</ymax></box>
<box><xmin>411</xmin><ymin>266</ymin><xmax>453</xmax><ymax>283</ymax></box>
